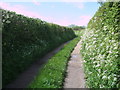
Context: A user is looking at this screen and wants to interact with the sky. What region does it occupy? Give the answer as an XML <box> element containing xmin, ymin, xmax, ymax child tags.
<box><xmin>0</xmin><ymin>1</ymin><xmax>100</xmax><ymax>26</ymax></box>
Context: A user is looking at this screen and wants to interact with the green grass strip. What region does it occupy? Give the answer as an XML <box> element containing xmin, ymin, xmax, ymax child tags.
<box><xmin>28</xmin><ymin>37</ymin><xmax>80</xmax><ymax>88</ymax></box>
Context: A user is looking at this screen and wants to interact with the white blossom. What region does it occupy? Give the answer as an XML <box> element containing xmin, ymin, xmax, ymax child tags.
<box><xmin>102</xmin><ymin>76</ymin><xmax>107</xmax><ymax>79</ymax></box>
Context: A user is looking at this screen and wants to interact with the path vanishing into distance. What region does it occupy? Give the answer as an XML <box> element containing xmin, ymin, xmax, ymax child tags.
<box><xmin>64</xmin><ymin>40</ymin><xmax>86</xmax><ymax>88</ymax></box>
<box><xmin>5</xmin><ymin>39</ymin><xmax>86</xmax><ymax>88</ymax></box>
<box><xmin>6</xmin><ymin>41</ymin><xmax>70</xmax><ymax>88</ymax></box>
<box><xmin>3</xmin><ymin>2</ymin><xmax>119</xmax><ymax>88</ymax></box>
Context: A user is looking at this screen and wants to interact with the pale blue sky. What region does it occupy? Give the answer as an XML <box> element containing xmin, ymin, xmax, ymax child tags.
<box><xmin>0</xmin><ymin>1</ymin><xmax>100</xmax><ymax>26</ymax></box>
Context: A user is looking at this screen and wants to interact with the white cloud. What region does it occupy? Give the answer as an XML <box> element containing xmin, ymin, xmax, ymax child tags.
<box><xmin>0</xmin><ymin>2</ymin><xmax>42</xmax><ymax>18</ymax></box>
<box><xmin>1</xmin><ymin>0</ymin><xmax>118</xmax><ymax>2</ymax></box>
<box><xmin>0</xmin><ymin>2</ymin><xmax>92</xmax><ymax>26</ymax></box>
<box><xmin>0</xmin><ymin>2</ymin><xmax>56</xmax><ymax>24</ymax></box>
<box><xmin>72</xmin><ymin>2</ymin><xmax>84</xmax><ymax>9</ymax></box>
<box><xmin>32</xmin><ymin>0</ymin><xmax>40</xmax><ymax>5</ymax></box>
<box><xmin>76</xmin><ymin>15</ymin><xmax>92</xmax><ymax>26</ymax></box>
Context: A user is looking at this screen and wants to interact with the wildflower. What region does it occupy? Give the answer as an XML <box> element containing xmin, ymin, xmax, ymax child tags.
<box><xmin>114</xmin><ymin>77</ymin><xmax>117</xmax><ymax>81</ymax></box>
<box><xmin>103</xmin><ymin>26</ymin><xmax>107</xmax><ymax>30</ymax></box>
<box><xmin>88</xmin><ymin>72</ymin><xmax>92</xmax><ymax>74</ymax></box>
<box><xmin>114</xmin><ymin>46</ymin><xmax>117</xmax><ymax>49</ymax></box>
<box><xmin>101</xmin><ymin>60</ymin><xmax>105</xmax><ymax>62</ymax></box>
<box><xmin>100</xmin><ymin>85</ymin><xmax>104</xmax><ymax>88</ymax></box>
<box><xmin>6</xmin><ymin>20</ymin><xmax>11</xmax><ymax>23</ymax></box>
<box><xmin>108</xmin><ymin>51</ymin><xmax>112</xmax><ymax>53</ymax></box>
<box><xmin>83</xmin><ymin>60</ymin><xmax>86</xmax><ymax>63</ymax></box>
<box><xmin>98</xmin><ymin>69</ymin><xmax>101</xmax><ymax>73</ymax></box>
<box><xmin>96</xmin><ymin>64</ymin><xmax>100</xmax><ymax>67</ymax></box>
<box><xmin>108</xmin><ymin>76</ymin><xmax>111</xmax><ymax>79</ymax></box>
<box><xmin>102</xmin><ymin>76</ymin><xmax>107</xmax><ymax>79</ymax></box>
<box><xmin>93</xmin><ymin>61</ymin><xmax>96</xmax><ymax>64</ymax></box>
<box><xmin>111</xmin><ymin>32</ymin><xmax>114</xmax><ymax>34</ymax></box>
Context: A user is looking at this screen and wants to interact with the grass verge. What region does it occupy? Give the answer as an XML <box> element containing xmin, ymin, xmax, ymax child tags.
<box><xmin>28</xmin><ymin>37</ymin><xmax>80</xmax><ymax>88</ymax></box>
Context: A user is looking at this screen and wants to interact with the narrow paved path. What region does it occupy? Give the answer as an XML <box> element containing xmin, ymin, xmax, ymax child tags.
<box><xmin>5</xmin><ymin>41</ymin><xmax>70</xmax><ymax>88</ymax></box>
<box><xmin>64</xmin><ymin>40</ymin><xmax>86</xmax><ymax>88</ymax></box>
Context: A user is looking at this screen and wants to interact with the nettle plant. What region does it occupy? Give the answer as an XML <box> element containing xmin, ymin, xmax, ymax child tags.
<box><xmin>81</xmin><ymin>2</ymin><xmax>120</xmax><ymax>88</ymax></box>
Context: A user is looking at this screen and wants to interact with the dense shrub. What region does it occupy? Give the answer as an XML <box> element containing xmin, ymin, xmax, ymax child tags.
<box><xmin>81</xmin><ymin>2</ymin><xmax>120</xmax><ymax>88</ymax></box>
<box><xmin>2</xmin><ymin>9</ymin><xmax>76</xmax><ymax>87</ymax></box>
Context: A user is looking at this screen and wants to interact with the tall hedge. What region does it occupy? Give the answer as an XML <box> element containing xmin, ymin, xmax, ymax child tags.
<box><xmin>81</xmin><ymin>2</ymin><xmax>120</xmax><ymax>88</ymax></box>
<box><xmin>2</xmin><ymin>9</ymin><xmax>76</xmax><ymax>87</ymax></box>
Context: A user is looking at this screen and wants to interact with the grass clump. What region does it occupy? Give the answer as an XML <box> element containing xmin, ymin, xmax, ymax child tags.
<box><xmin>28</xmin><ymin>37</ymin><xmax>80</xmax><ymax>88</ymax></box>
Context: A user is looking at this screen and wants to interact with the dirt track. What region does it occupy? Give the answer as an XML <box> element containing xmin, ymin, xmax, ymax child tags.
<box><xmin>64</xmin><ymin>40</ymin><xmax>86</xmax><ymax>88</ymax></box>
<box><xmin>5</xmin><ymin>39</ymin><xmax>86</xmax><ymax>88</ymax></box>
<box><xmin>5</xmin><ymin>41</ymin><xmax>70</xmax><ymax>88</ymax></box>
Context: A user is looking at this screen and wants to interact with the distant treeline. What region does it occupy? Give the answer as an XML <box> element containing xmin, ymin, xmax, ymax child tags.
<box><xmin>68</xmin><ymin>24</ymin><xmax>85</xmax><ymax>31</ymax></box>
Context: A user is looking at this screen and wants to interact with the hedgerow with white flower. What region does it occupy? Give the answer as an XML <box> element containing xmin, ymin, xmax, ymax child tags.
<box><xmin>81</xmin><ymin>2</ymin><xmax>120</xmax><ymax>88</ymax></box>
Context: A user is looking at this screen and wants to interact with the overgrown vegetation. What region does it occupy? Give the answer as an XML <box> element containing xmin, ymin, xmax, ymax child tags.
<box><xmin>81</xmin><ymin>2</ymin><xmax>120</xmax><ymax>88</ymax></box>
<box><xmin>2</xmin><ymin>9</ymin><xmax>76</xmax><ymax>87</ymax></box>
<box><xmin>28</xmin><ymin>37</ymin><xmax>80</xmax><ymax>88</ymax></box>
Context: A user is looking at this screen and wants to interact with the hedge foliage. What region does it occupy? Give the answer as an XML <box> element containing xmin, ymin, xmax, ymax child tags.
<box><xmin>81</xmin><ymin>2</ymin><xmax>120</xmax><ymax>88</ymax></box>
<box><xmin>2</xmin><ymin>9</ymin><xmax>76</xmax><ymax>87</ymax></box>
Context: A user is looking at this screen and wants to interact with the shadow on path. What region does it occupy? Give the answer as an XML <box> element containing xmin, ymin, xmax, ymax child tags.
<box><xmin>5</xmin><ymin>40</ymin><xmax>71</xmax><ymax>88</ymax></box>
